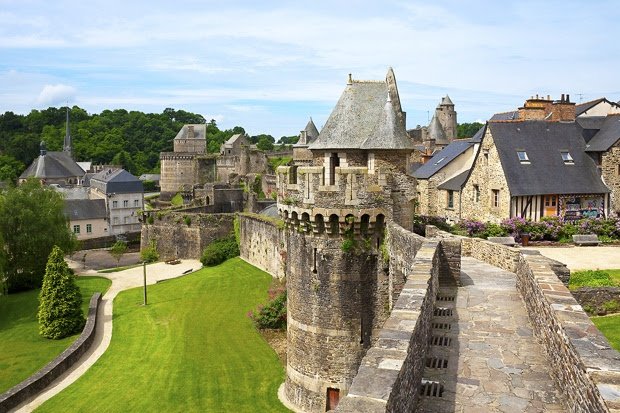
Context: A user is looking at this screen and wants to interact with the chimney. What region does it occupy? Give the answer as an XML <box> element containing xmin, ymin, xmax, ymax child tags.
<box><xmin>187</xmin><ymin>125</ymin><xmax>195</xmax><ymax>139</ymax></box>
<box><xmin>299</xmin><ymin>130</ymin><xmax>307</xmax><ymax>145</ymax></box>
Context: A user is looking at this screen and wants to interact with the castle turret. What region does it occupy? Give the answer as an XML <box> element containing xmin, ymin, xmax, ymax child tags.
<box><xmin>436</xmin><ymin>94</ymin><xmax>457</xmax><ymax>141</ymax></box>
<box><xmin>279</xmin><ymin>68</ymin><xmax>418</xmax><ymax>412</ymax></box>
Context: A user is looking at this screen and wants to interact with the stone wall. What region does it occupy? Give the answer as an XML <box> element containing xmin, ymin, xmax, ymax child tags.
<box><xmin>140</xmin><ymin>213</ymin><xmax>234</xmax><ymax>260</ymax></box>
<box><xmin>602</xmin><ymin>145</ymin><xmax>620</xmax><ymax>216</ymax></box>
<box><xmin>516</xmin><ymin>252</ymin><xmax>620</xmax><ymax>412</ymax></box>
<box><xmin>238</xmin><ymin>213</ymin><xmax>286</xmax><ymax>279</ymax></box>
<box><xmin>0</xmin><ymin>293</ymin><xmax>102</xmax><ymax>412</ymax></box>
<box><xmin>335</xmin><ymin>239</ymin><xmax>441</xmax><ymax>413</ymax></box>
<box><xmin>386</xmin><ymin>222</ymin><xmax>425</xmax><ymax>306</ymax></box>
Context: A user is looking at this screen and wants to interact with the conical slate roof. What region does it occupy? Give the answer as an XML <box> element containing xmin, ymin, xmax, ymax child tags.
<box><xmin>428</xmin><ymin>114</ymin><xmax>448</xmax><ymax>145</ymax></box>
<box><xmin>295</xmin><ymin>118</ymin><xmax>320</xmax><ymax>146</ymax></box>
<box><xmin>309</xmin><ymin>69</ymin><xmax>413</xmax><ymax>151</ymax></box>
<box><xmin>441</xmin><ymin>95</ymin><xmax>454</xmax><ymax>106</ymax></box>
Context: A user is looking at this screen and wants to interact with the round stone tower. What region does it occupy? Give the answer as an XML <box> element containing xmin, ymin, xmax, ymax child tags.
<box><xmin>278</xmin><ymin>68</ymin><xmax>417</xmax><ymax>412</ymax></box>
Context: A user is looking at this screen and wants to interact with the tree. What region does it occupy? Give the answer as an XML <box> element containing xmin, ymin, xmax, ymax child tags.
<box><xmin>0</xmin><ymin>154</ymin><xmax>24</xmax><ymax>183</ymax></box>
<box><xmin>0</xmin><ymin>179</ymin><xmax>76</xmax><ymax>292</ymax></box>
<box><xmin>110</xmin><ymin>241</ymin><xmax>128</xmax><ymax>267</ymax></box>
<box><xmin>457</xmin><ymin>122</ymin><xmax>484</xmax><ymax>139</ymax></box>
<box><xmin>38</xmin><ymin>246</ymin><xmax>85</xmax><ymax>339</ymax></box>
<box><xmin>256</xmin><ymin>136</ymin><xmax>274</xmax><ymax>151</ymax></box>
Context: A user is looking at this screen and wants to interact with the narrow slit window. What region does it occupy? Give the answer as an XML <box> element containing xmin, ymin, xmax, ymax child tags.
<box><xmin>560</xmin><ymin>151</ymin><xmax>574</xmax><ymax>164</ymax></box>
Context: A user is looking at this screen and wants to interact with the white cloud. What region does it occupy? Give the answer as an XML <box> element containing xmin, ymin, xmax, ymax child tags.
<box><xmin>36</xmin><ymin>84</ymin><xmax>76</xmax><ymax>106</ymax></box>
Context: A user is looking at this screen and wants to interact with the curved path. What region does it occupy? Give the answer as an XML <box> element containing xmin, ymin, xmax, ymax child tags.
<box><xmin>13</xmin><ymin>259</ymin><xmax>201</xmax><ymax>413</ymax></box>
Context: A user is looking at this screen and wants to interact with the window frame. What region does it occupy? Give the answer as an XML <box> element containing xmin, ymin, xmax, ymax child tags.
<box><xmin>492</xmin><ymin>189</ymin><xmax>500</xmax><ymax>208</ymax></box>
<box><xmin>516</xmin><ymin>150</ymin><xmax>529</xmax><ymax>162</ymax></box>
<box><xmin>112</xmin><ymin>200</ymin><xmax>118</xmax><ymax>208</ymax></box>
<box><xmin>86</xmin><ymin>223</ymin><xmax>92</xmax><ymax>233</ymax></box>
<box><xmin>73</xmin><ymin>224</ymin><xmax>80</xmax><ymax>234</ymax></box>
<box><xmin>560</xmin><ymin>150</ymin><xmax>574</xmax><ymax>164</ymax></box>
<box><xmin>447</xmin><ymin>190</ymin><xmax>454</xmax><ymax>209</ymax></box>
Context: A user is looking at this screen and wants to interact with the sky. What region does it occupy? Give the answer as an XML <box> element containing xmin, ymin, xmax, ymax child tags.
<box><xmin>1</xmin><ymin>0</ymin><xmax>620</xmax><ymax>138</ymax></box>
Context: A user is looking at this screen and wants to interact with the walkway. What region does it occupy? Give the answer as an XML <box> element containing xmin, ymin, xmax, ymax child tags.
<box><xmin>418</xmin><ymin>257</ymin><xmax>565</xmax><ymax>412</ymax></box>
<box><xmin>13</xmin><ymin>259</ymin><xmax>202</xmax><ymax>413</ymax></box>
<box><xmin>523</xmin><ymin>245</ymin><xmax>620</xmax><ymax>270</ymax></box>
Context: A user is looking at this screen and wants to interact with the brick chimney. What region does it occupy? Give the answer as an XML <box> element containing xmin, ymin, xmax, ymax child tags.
<box><xmin>187</xmin><ymin>125</ymin><xmax>195</xmax><ymax>139</ymax></box>
<box><xmin>518</xmin><ymin>94</ymin><xmax>575</xmax><ymax>121</ymax></box>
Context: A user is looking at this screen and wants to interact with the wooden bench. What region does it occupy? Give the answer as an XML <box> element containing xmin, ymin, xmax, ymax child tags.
<box><xmin>572</xmin><ymin>234</ymin><xmax>601</xmax><ymax>246</ymax></box>
<box><xmin>165</xmin><ymin>259</ymin><xmax>181</xmax><ymax>265</ymax></box>
<box><xmin>488</xmin><ymin>236</ymin><xmax>517</xmax><ymax>247</ymax></box>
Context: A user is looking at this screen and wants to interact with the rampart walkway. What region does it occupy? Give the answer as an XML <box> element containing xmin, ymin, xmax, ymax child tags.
<box><xmin>418</xmin><ymin>257</ymin><xmax>565</xmax><ymax>412</ymax></box>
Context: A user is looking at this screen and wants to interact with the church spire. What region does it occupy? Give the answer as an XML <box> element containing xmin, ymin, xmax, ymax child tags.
<box><xmin>63</xmin><ymin>106</ymin><xmax>72</xmax><ymax>157</ymax></box>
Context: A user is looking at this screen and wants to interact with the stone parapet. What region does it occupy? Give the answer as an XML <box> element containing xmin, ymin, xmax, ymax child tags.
<box><xmin>334</xmin><ymin>240</ymin><xmax>441</xmax><ymax>413</ymax></box>
<box><xmin>516</xmin><ymin>253</ymin><xmax>620</xmax><ymax>413</ymax></box>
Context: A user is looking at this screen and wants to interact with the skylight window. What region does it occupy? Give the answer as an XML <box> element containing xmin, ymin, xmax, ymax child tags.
<box><xmin>560</xmin><ymin>151</ymin><xmax>574</xmax><ymax>164</ymax></box>
<box><xmin>516</xmin><ymin>151</ymin><xmax>529</xmax><ymax>163</ymax></box>
<box><xmin>434</xmin><ymin>157</ymin><xmax>446</xmax><ymax>165</ymax></box>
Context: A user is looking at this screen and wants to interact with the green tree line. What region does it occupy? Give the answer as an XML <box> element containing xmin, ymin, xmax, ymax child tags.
<box><xmin>0</xmin><ymin>107</ymin><xmax>248</xmax><ymax>180</ymax></box>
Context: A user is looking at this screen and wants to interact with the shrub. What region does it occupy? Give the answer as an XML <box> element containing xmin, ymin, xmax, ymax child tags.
<box><xmin>38</xmin><ymin>246</ymin><xmax>85</xmax><ymax>339</ymax></box>
<box><xmin>569</xmin><ymin>270</ymin><xmax>615</xmax><ymax>289</ymax></box>
<box><xmin>249</xmin><ymin>283</ymin><xmax>287</xmax><ymax>330</ymax></box>
<box><xmin>200</xmin><ymin>236</ymin><xmax>240</xmax><ymax>267</ymax></box>
<box><xmin>413</xmin><ymin>215</ymin><xmax>451</xmax><ymax>236</ymax></box>
<box><xmin>140</xmin><ymin>241</ymin><xmax>159</xmax><ymax>263</ymax></box>
<box><xmin>146</xmin><ymin>215</ymin><xmax>154</xmax><ymax>225</ymax></box>
<box><xmin>184</xmin><ymin>216</ymin><xmax>192</xmax><ymax>226</ymax></box>
<box><xmin>341</xmin><ymin>238</ymin><xmax>356</xmax><ymax>253</ymax></box>
<box><xmin>481</xmin><ymin>223</ymin><xmax>506</xmax><ymax>239</ymax></box>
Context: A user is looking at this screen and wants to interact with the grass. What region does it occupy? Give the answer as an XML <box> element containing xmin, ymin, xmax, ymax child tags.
<box><xmin>592</xmin><ymin>315</ymin><xmax>620</xmax><ymax>351</ymax></box>
<box><xmin>0</xmin><ymin>276</ymin><xmax>111</xmax><ymax>393</ymax></box>
<box><xmin>569</xmin><ymin>269</ymin><xmax>620</xmax><ymax>289</ymax></box>
<box><xmin>37</xmin><ymin>258</ymin><xmax>289</xmax><ymax>413</ymax></box>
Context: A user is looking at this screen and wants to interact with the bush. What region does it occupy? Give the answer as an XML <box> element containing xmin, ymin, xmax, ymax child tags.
<box><xmin>569</xmin><ymin>270</ymin><xmax>615</xmax><ymax>289</ymax></box>
<box><xmin>200</xmin><ymin>236</ymin><xmax>240</xmax><ymax>267</ymax></box>
<box><xmin>249</xmin><ymin>283</ymin><xmax>287</xmax><ymax>330</ymax></box>
<box><xmin>38</xmin><ymin>246</ymin><xmax>85</xmax><ymax>339</ymax></box>
<box><xmin>140</xmin><ymin>242</ymin><xmax>159</xmax><ymax>263</ymax></box>
<box><xmin>413</xmin><ymin>215</ymin><xmax>451</xmax><ymax>236</ymax></box>
<box><xmin>481</xmin><ymin>223</ymin><xmax>506</xmax><ymax>239</ymax></box>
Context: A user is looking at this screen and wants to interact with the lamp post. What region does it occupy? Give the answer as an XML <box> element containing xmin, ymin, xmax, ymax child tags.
<box><xmin>142</xmin><ymin>261</ymin><xmax>148</xmax><ymax>306</ymax></box>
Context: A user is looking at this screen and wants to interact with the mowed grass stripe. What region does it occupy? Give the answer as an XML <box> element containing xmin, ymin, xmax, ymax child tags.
<box><xmin>593</xmin><ymin>314</ymin><xmax>620</xmax><ymax>351</ymax></box>
<box><xmin>0</xmin><ymin>276</ymin><xmax>111</xmax><ymax>393</ymax></box>
<box><xmin>37</xmin><ymin>258</ymin><xmax>290</xmax><ymax>413</ymax></box>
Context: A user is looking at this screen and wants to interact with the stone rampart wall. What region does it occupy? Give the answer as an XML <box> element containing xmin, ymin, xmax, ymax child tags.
<box><xmin>238</xmin><ymin>213</ymin><xmax>286</xmax><ymax>279</ymax></box>
<box><xmin>335</xmin><ymin>239</ymin><xmax>440</xmax><ymax>412</ymax></box>
<box><xmin>516</xmin><ymin>253</ymin><xmax>620</xmax><ymax>412</ymax></box>
<box><xmin>0</xmin><ymin>293</ymin><xmax>102</xmax><ymax>412</ymax></box>
<box><xmin>140</xmin><ymin>213</ymin><xmax>235</xmax><ymax>260</ymax></box>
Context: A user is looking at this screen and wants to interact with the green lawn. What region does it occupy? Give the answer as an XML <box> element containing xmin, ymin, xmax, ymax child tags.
<box><xmin>0</xmin><ymin>276</ymin><xmax>111</xmax><ymax>393</ymax></box>
<box><xmin>37</xmin><ymin>258</ymin><xmax>289</xmax><ymax>413</ymax></box>
<box><xmin>593</xmin><ymin>315</ymin><xmax>620</xmax><ymax>351</ymax></box>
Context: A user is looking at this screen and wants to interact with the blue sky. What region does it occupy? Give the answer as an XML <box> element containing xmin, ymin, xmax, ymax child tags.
<box><xmin>1</xmin><ymin>0</ymin><xmax>619</xmax><ymax>138</ymax></box>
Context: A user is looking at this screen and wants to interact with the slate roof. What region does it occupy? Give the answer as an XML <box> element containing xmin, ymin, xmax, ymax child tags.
<box><xmin>19</xmin><ymin>151</ymin><xmax>85</xmax><ymax>180</ymax></box>
<box><xmin>412</xmin><ymin>140</ymin><xmax>474</xmax><ymax>179</ymax></box>
<box><xmin>173</xmin><ymin>124</ymin><xmax>206</xmax><ymax>140</ymax></box>
<box><xmin>576</xmin><ymin>116</ymin><xmax>606</xmax><ymax>130</ymax></box>
<box><xmin>428</xmin><ymin>114</ymin><xmax>448</xmax><ymax>145</ymax></box>
<box><xmin>488</xmin><ymin>121</ymin><xmax>609</xmax><ymax>196</ymax></box>
<box><xmin>469</xmin><ymin>125</ymin><xmax>486</xmax><ymax>143</ymax></box>
<box><xmin>64</xmin><ymin>199</ymin><xmax>107</xmax><ymax>220</ymax></box>
<box><xmin>490</xmin><ymin>111</ymin><xmax>519</xmax><ymax>121</ymax></box>
<box><xmin>441</xmin><ymin>95</ymin><xmax>454</xmax><ymax>106</ymax></box>
<box><xmin>438</xmin><ymin>170</ymin><xmax>469</xmax><ymax>191</ymax></box>
<box><xmin>585</xmin><ymin>115</ymin><xmax>620</xmax><ymax>152</ymax></box>
<box><xmin>575</xmin><ymin>98</ymin><xmax>605</xmax><ymax>116</ymax></box>
<box><xmin>222</xmin><ymin>133</ymin><xmax>248</xmax><ymax>148</ymax></box>
<box><xmin>309</xmin><ymin>71</ymin><xmax>413</xmax><ymax>151</ymax></box>
<box><xmin>90</xmin><ymin>168</ymin><xmax>143</xmax><ymax>194</ymax></box>
<box><xmin>294</xmin><ymin>118</ymin><xmax>320</xmax><ymax>146</ymax></box>
<box><xmin>258</xmin><ymin>203</ymin><xmax>278</xmax><ymax>218</ymax></box>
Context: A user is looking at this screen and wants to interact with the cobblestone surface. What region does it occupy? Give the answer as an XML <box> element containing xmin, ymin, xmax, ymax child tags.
<box><xmin>418</xmin><ymin>257</ymin><xmax>565</xmax><ymax>412</ymax></box>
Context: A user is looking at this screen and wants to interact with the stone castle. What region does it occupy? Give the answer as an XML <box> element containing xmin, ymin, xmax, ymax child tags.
<box><xmin>142</xmin><ymin>69</ymin><xmax>620</xmax><ymax>412</ymax></box>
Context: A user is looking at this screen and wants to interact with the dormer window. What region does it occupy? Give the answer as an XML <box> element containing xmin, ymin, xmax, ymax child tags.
<box><xmin>517</xmin><ymin>150</ymin><xmax>529</xmax><ymax>163</ymax></box>
<box><xmin>560</xmin><ymin>151</ymin><xmax>574</xmax><ymax>164</ymax></box>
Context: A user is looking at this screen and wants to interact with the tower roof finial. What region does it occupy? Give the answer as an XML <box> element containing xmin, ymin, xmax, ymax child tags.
<box><xmin>347</xmin><ymin>73</ymin><xmax>353</xmax><ymax>85</ymax></box>
<box><xmin>63</xmin><ymin>105</ymin><xmax>72</xmax><ymax>158</ymax></box>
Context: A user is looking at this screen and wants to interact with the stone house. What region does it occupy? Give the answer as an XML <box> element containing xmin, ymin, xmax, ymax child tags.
<box><xmin>408</xmin><ymin>95</ymin><xmax>457</xmax><ymax>163</ymax></box>
<box><xmin>19</xmin><ymin>142</ymin><xmax>85</xmax><ymax>186</ymax></box>
<box><xmin>459</xmin><ymin>95</ymin><xmax>610</xmax><ymax>222</ymax></box>
<box><xmin>89</xmin><ymin>168</ymin><xmax>143</xmax><ymax>235</ymax></box>
<box><xmin>412</xmin><ymin>135</ymin><xmax>480</xmax><ymax>222</ymax></box>
<box><xmin>63</xmin><ymin>199</ymin><xmax>109</xmax><ymax>240</ymax></box>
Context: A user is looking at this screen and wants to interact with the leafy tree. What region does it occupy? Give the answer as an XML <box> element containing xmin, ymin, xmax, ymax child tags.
<box><xmin>0</xmin><ymin>179</ymin><xmax>76</xmax><ymax>292</ymax></box>
<box><xmin>277</xmin><ymin>135</ymin><xmax>299</xmax><ymax>145</ymax></box>
<box><xmin>256</xmin><ymin>136</ymin><xmax>274</xmax><ymax>151</ymax></box>
<box><xmin>140</xmin><ymin>241</ymin><xmax>159</xmax><ymax>263</ymax></box>
<box><xmin>457</xmin><ymin>122</ymin><xmax>484</xmax><ymax>139</ymax></box>
<box><xmin>110</xmin><ymin>241</ymin><xmax>128</xmax><ymax>267</ymax></box>
<box><xmin>0</xmin><ymin>154</ymin><xmax>25</xmax><ymax>183</ymax></box>
<box><xmin>200</xmin><ymin>236</ymin><xmax>239</xmax><ymax>267</ymax></box>
<box><xmin>37</xmin><ymin>246</ymin><xmax>85</xmax><ymax>339</ymax></box>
